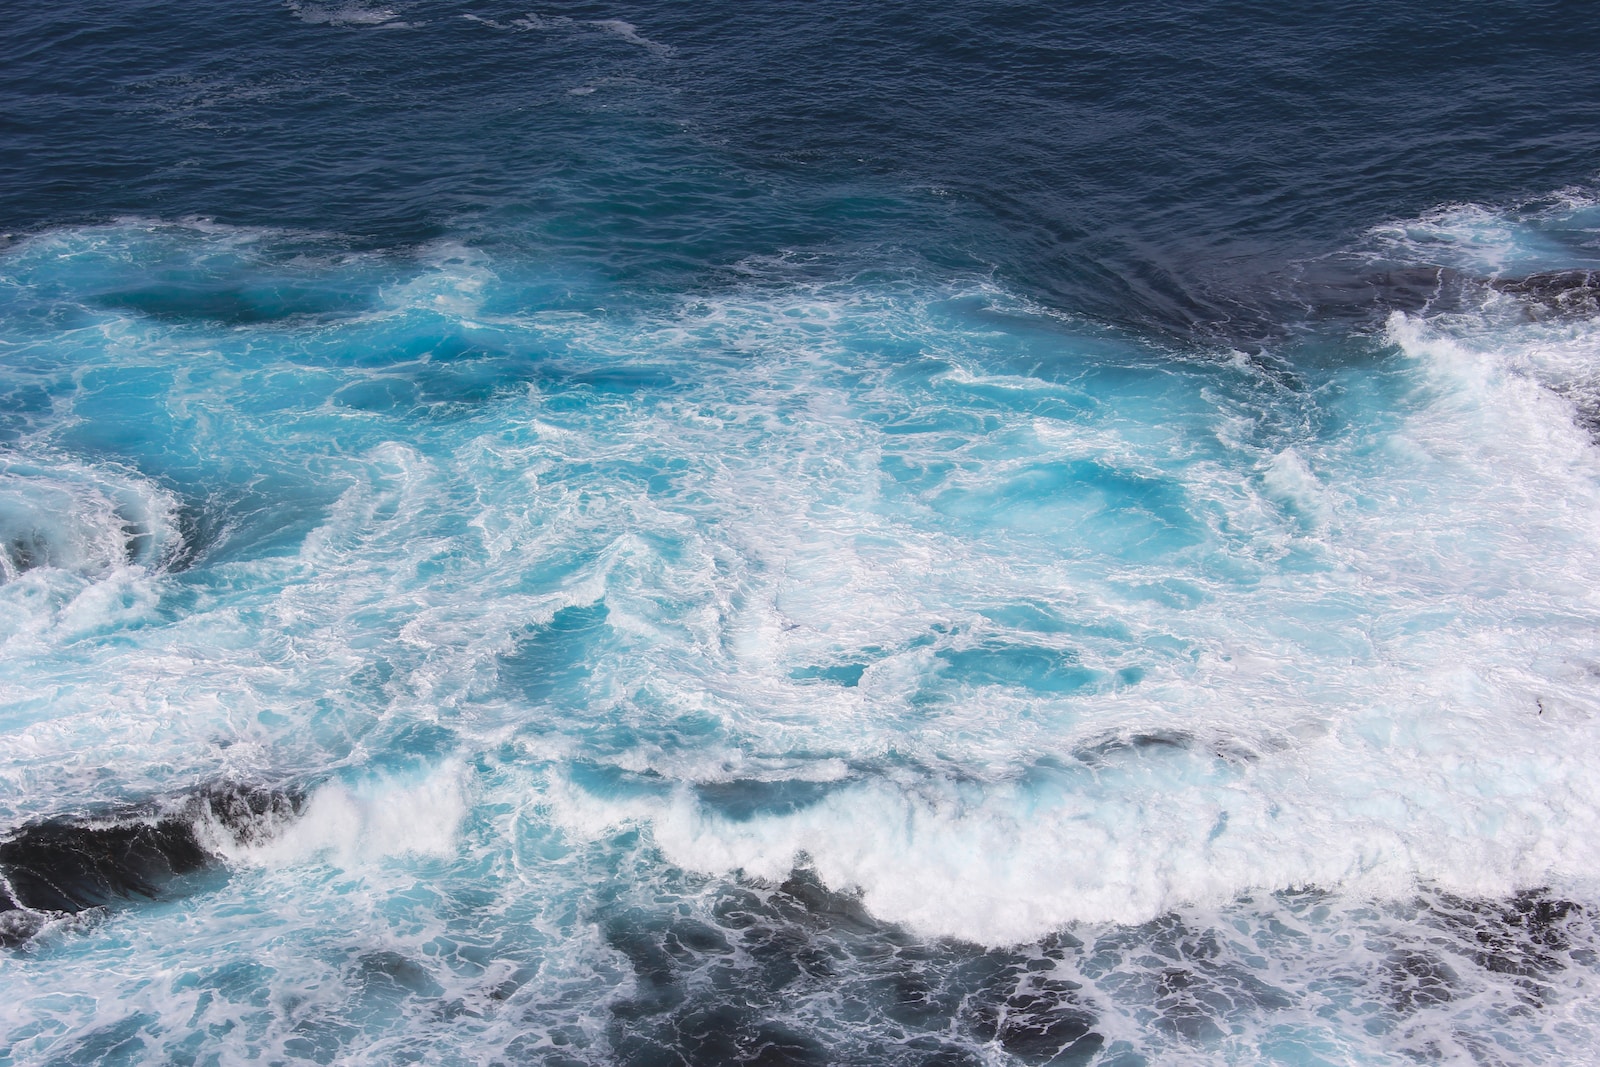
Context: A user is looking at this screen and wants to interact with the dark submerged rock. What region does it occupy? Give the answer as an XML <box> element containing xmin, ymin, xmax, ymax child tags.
<box><xmin>1384</xmin><ymin>948</ymin><xmax>1458</xmax><ymax>1011</ymax></box>
<box><xmin>0</xmin><ymin>782</ymin><xmax>306</xmax><ymax>944</ymax></box>
<box><xmin>0</xmin><ymin>815</ymin><xmax>208</xmax><ymax>915</ymax></box>
<box><xmin>1493</xmin><ymin>269</ymin><xmax>1600</xmax><ymax>317</ymax></box>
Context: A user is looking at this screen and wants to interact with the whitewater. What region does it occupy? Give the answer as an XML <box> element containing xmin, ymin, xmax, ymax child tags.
<box><xmin>0</xmin><ymin>197</ymin><xmax>1596</xmax><ymax>1063</ymax></box>
<box><xmin>7</xmin><ymin>2</ymin><xmax>1600</xmax><ymax>1064</ymax></box>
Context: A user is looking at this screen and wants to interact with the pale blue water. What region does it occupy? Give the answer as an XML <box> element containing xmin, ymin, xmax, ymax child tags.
<box><xmin>5</xmin><ymin>3</ymin><xmax>1600</xmax><ymax>1065</ymax></box>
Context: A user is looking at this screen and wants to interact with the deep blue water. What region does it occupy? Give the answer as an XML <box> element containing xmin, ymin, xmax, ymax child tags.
<box><xmin>5</xmin><ymin>2</ymin><xmax>1600</xmax><ymax>1064</ymax></box>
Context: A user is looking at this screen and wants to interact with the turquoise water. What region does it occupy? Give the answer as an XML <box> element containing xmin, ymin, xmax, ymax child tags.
<box><xmin>6</xmin><ymin>3</ymin><xmax>1600</xmax><ymax>1064</ymax></box>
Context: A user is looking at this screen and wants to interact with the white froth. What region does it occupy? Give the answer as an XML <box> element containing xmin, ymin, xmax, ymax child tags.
<box><xmin>11</xmin><ymin>248</ymin><xmax>1600</xmax><ymax>944</ymax></box>
<box><xmin>586</xmin><ymin>19</ymin><xmax>673</xmax><ymax>56</ymax></box>
<box><xmin>211</xmin><ymin>763</ymin><xmax>469</xmax><ymax>868</ymax></box>
<box><xmin>285</xmin><ymin>1</ymin><xmax>410</xmax><ymax>28</ymax></box>
<box><xmin>0</xmin><ymin>456</ymin><xmax>181</xmax><ymax>660</ymax></box>
<box><xmin>542</xmin><ymin>711</ymin><xmax>1600</xmax><ymax>946</ymax></box>
<box><xmin>517</xmin><ymin>282</ymin><xmax>1600</xmax><ymax>944</ymax></box>
<box><xmin>7</xmin><ymin>212</ymin><xmax>1600</xmax><ymax>1061</ymax></box>
<box><xmin>0</xmin><ymin>456</ymin><xmax>180</xmax><ymax>581</ymax></box>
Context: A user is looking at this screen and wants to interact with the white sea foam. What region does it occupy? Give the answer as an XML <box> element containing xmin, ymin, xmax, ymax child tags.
<box><xmin>1362</xmin><ymin>189</ymin><xmax>1600</xmax><ymax>278</ymax></box>
<box><xmin>207</xmin><ymin>763</ymin><xmax>469</xmax><ymax>867</ymax></box>
<box><xmin>286</xmin><ymin>1</ymin><xmax>412</xmax><ymax>28</ymax></box>
<box><xmin>459</xmin><ymin>11</ymin><xmax>671</xmax><ymax>55</ymax></box>
<box><xmin>11</xmin><ymin>237</ymin><xmax>1600</xmax><ymax>948</ymax></box>
<box><xmin>510</xmin><ymin>270</ymin><xmax>1600</xmax><ymax>944</ymax></box>
<box><xmin>586</xmin><ymin>19</ymin><xmax>672</xmax><ymax>56</ymax></box>
<box><xmin>0</xmin><ymin>456</ymin><xmax>181</xmax><ymax>657</ymax></box>
<box><xmin>0</xmin><ymin>456</ymin><xmax>180</xmax><ymax>581</ymax></box>
<box><xmin>6</xmin><ymin>215</ymin><xmax>1600</xmax><ymax>1062</ymax></box>
<box><xmin>541</xmin><ymin>706</ymin><xmax>1600</xmax><ymax>946</ymax></box>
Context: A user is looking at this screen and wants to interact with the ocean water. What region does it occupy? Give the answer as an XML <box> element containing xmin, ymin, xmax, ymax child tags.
<box><xmin>5</xmin><ymin>2</ymin><xmax>1600</xmax><ymax>1064</ymax></box>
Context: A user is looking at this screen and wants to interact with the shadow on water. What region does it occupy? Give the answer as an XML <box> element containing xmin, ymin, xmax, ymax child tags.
<box><xmin>90</xmin><ymin>281</ymin><xmax>372</xmax><ymax>327</ymax></box>
<box><xmin>498</xmin><ymin>602</ymin><xmax>613</xmax><ymax>708</ymax></box>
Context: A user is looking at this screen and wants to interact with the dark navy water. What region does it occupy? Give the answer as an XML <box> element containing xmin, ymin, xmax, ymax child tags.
<box><xmin>11</xmin><ymin>1</ymin><xmax>1600</xmax><ymax>334</ymax></box>
<box><xmin>5</xmin><ymin>2</ymin><xmax>1600</xmax><ymax>1064</ymax></box>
